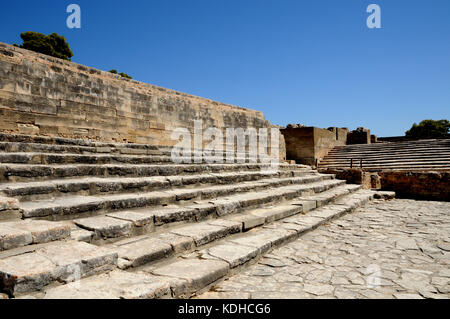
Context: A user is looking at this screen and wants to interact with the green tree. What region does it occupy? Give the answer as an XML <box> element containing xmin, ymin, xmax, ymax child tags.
<box><xmin>109</xmin><ymin>69</ymin><xmax>132</xmax><ymax>79</ymax></box>
<box><xmin>17</xmin><ymin>32</ymin><xmax>73</xmax><ymax>61</ymax></box>
<box><xmin>405</xmin><ymin>119</ymin><xmax>450</xmax><ymax>139</ymax></box>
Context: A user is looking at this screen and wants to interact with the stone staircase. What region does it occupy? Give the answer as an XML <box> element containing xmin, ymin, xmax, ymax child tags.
<box><xmin>318</xmin><ymin>139</ymin><xmax>450</xmax><ymax>171</ymax></box>
<box><xmin>0</xmin><ymin>133</ymin><xmax>393</xmax><ymax>299</ymax></box>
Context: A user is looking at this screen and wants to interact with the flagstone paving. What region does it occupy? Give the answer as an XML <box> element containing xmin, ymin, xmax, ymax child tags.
<box><xmin>197</xmin><ymin>199</ymin><xmax>450</xmax><ymax>299</ymax></box>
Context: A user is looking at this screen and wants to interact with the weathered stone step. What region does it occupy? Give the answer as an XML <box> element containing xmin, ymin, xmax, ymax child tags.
<box><xmin>0</xmin><ymin>152</ymin><xmax>173</xmax><ymax>165</ymax></box>
<box><xmin>74</xmin><ymin>183</ymin><xmax>357</xmax><ymax>272</ymax></box>
<box><xmin>321</xmin><ymin>154</ymin><xmax>450</xmax><ymax>162</ymax></box>
<box><xmin>0</xmin><ymin>219</ymin><xmax>70</xmax><ymax>252</ymax></box>
<box><xmin>0</xmin><ymin>240</ymin><xmax>117</xmax><ymax>296</ymax></box>
<box><xmin>36</xmin><ymin>189</ymin><xmax>381</xmax><ymax>299</ymax></box>
<box><xmin>0</xmin><ymin>142</ymin><xmax>170</xmax><ymax>156</ymax></box>
<box><xmin>70</xmin><ymin>177</ymin><xmax>343</xmax><ymax>242</ymax></box>
<box><xmin>0</xmin><ymin>169</ymin><xmax>312</xmax><ymax>200</ymax></box>
<box><xmin>319</xmin><ymin>160</ymin><xmax>450</xmax><ymax>167</ymax></box>
<box><xmin>319</xmin><ymin>163</ymin><xmax>450</xmax><ymax>170</ymax></box>
<box><xmin>0</xmin><ymin>163</ymin><xmax>309</xmax><ymax>183</ymax></box>
<box><xmin>18</xmin><ymin>175</ymin><xmax>337</xmax><ymax>219</ymax></box>
<box><xmin>328</xmin><ymin>145</ymin><xmax>450</xmax><ymax>153</ymax></box>
<box><xmin>332</xmin><ymin>139</ymin><xmax>450</xmax><ymax>150</ymax></box>
<box><xmin>0</xmin><ymin>133</ymin><xmax>280</xmax><ymax>154</ymax></box>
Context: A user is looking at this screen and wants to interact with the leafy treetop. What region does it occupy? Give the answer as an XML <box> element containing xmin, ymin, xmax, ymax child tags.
<box><xmin>405</xmin><ymin>119</ymin><xmax>450</xmax><ymax>139</ymax></box>
<box><xmin>15</xmin><ymin>31</ymin><xmax>73</xmax><ymax>61</ymax></box>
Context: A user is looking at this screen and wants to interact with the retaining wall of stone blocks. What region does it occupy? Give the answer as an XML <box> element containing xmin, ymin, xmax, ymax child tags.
<box><xmin>0</xmin><ymin>42</ymin><xmax>275</xmax><ymax>151</ymax></box>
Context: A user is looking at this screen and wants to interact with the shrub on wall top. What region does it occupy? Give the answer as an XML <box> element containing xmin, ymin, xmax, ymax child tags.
<box><xmin>405</xmin><ymin>119</ymin><xmax>450</xmax><ymax>139</ymax></box>
<box><xmin>15</xmin><ymin>31</ymin><xmax>74</xmax><ymax>61</ymax></box>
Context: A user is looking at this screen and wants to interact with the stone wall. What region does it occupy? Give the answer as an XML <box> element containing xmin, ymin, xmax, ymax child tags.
<box><xmin>347</xmin><ymin>127</ymin><xmax>371</xmax><ymax>145</ymax></box>
<box><xmin>318</xmin><ymin>168</ymin><xmax>381</xmax><ymax>189</ymax></box>
<box><xmin>319</xmin><ymin>168</ymin><xmax>449</xmax><ymax>201</ymax></box>
<box><xmin>379</xmin><ymin>171</ymin><xmax>450</xmax><ymax>201</ymax></box>
<box><xmin>280</xmin><ymin>126</ymin><xmax>347</xmax><ymax>166</ymax></box>
<box><xmin>0</xmin><ymin>42</ymin><xmax>272</xmax><ymax>149</ymax></box>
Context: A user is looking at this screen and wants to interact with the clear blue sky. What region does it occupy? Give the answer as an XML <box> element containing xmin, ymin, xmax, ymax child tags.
<box><xmin>1</xmin><ymin>0</ymin><xmax>449</xmax><ymax>136</ymax></box>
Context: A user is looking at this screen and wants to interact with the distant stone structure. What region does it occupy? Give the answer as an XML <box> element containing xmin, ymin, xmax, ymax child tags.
<box><xmin>280</xmin><ymin>126</ymin><xmax>348</xmax><ymax>166</ymax></box>
<box><xmin>347</xmin><ymin>127</ymin><xmax>371</xmax><ymax>145</ymax></box>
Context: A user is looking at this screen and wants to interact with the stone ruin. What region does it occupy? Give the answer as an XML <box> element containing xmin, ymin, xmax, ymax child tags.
<box><xmin>1</xmin><ymin>41</ymin><xmax>444</xmax><ymax>299</ymax></box>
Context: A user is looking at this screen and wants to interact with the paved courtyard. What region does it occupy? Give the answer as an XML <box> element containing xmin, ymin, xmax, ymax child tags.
<box><xmin>198</xmin><ymin>199</ymin><xmax>450</xmax><ymax>299</ymax></box>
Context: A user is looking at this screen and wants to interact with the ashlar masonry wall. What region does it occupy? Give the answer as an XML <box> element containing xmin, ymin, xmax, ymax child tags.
<box><xmin>0</xmin><ymin>42</ymin><xmax>271</xmax><ymax>148</ymax></box>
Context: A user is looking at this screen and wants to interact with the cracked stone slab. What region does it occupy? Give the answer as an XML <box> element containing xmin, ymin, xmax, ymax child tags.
<box><xmin>0</xmin><ymin>196</ymin><xmax>19</xmax><ymax>211</ymax></box>
<box><xmin>114</xmin><ymin>237</ymin><xmax>173</xmax><ymax>268</ymax></box>
<box><xmin>75</xmin><ymin>216</ymin><xmax>132</xmax><ymax>238</ymax></box>
<box><xmin>203</xmin><ymin>243</ymin><xmax>260</xmax><ymax>268</ymax></box>
<box><xmin>395</xmin><ymin>238</ymin><xmax>419</xmax><ymax>250</ymax></box>
<box><xmin>19</xmin><ymin>196</ymin><xmax>104</xmax><ymax>218</ymax></box>
<box><xmin>209</xmin><ymin>199</ymin><xmax>241</xmax><ymax>216</ymax></box>
<box><xmin>150</xmin><ymin>206</ymin><xmax>198</xmax><ymax>225</ymax></box>
<box><xmin>106</xmin><ymin>210</ymin><xmax>154</xmax><ymax>227</ymax></box>
<box><xmin>2</xmin><ymin>220</ymin><xmax>70</xmax><ymax>244</ymax></box>
<box><xmin>227</xmin><ymin>228</ymin><xmax>295</xmax><ymax>253</ymax></box>
<box><xmin>43</xmin><ymin>270</ymin><xmax>171</xmax><ymax>299</ymax></box>
<box><xmin>70</xmin><ymin>228</ymin><xmax>94</xmax><ymax>243</ymax></box>
<box><xmin>170</xmin><ymin>222</ymin><xmax>235</xmax><ymax>246</ymax></box>
<box><xmin>151</xmin><ymin>258</ymin><xmax>229</xmax><ymax>293</ymax></box>
<box><xmin>303</xmin><ymin>283</ymin><xmax>334</xmax><ymax>296</ymax></box>
<box><xmin>0</xmin><ymin>223</ymin><xmax>33</xmax><ymax>251</ymax></box>
<box><xmin>291</xmin><ymin>199</ymin><xmax>317</xmax><ymax>212</ymax></box>
<box><xmin>0</xmin><ymin>241</ymin><xmax>117</xmax><ymax>295</ymax></box>
<box><xmin>250</xmin><ymin>205</ymin><xmax>301</xmax><ymax>223</ymax></box>
<box><xmin>198</xmin><ymin>198</ymin><xmax>450</xmax><ymax>300</ymax></box>
<box><xmin>154</xmin><ymin>232</ymin><xmax>195</xmax><ymax>253</ymax></box>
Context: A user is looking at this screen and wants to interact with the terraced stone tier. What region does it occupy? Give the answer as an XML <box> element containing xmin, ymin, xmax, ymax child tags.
<box><xmin>0</xmin><ymin>241</ymin><xmax>117</xmax><ymax>296</ymax></box>
<box><xmin>31</xmin><ymin>189</ymin><xmax>388</xmax><ymax>299</ymax></box>
<box><xmin>0</xmin><ymin>220</ymin><xmax>70</xmax><ymax>251</ymax></box>
<box><xmin>0</xmin><ymin>133</ymin><xmax>397</xmax><ymax>299</ymax></box>
<box><xmin>78</xmin><ymin>184</ymin><xmax>362</xmax><ymax>270</ymax></box>
<box><xmin>319</xmin><ymin>139</ymin><xmax>450</xmax><ymax>171</ymax></box>
<box><xmin>17</xmin><ymin>175</ymin><xmax>338</xmax><ymax>219</ymax></box>
<box><xmin>0</xmin><ymin>170</ymin><xmax>313</xmax><ymax>200</ymax></box>
<box><xmin>0</xmin><ymin>163</ymin><xmax>310</xmax><ymax>183</ymax></box>
<box><xmin>0</xmin><ymin>183</ymin><xmax>375</xmax><ymax>298</ymax></box>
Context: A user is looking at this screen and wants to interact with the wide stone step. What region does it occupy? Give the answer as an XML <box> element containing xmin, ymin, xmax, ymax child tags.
<box><xmin>0</xmin><ymin>142</ymin><xmax>169</xmax><ymax>156</ymax></box>
<box><xmin>321</xmin><ymin>154</ymin><xmax>450</xmax><ymax>162</ymax></box>
<box><xmin>328</xmin><ymin>145</ymin><xmax>450</xmax><ymax>153</ymax></box>
<box><xmin>36</xmin><ymin>189</ymin><xmax>380</xmax><ymax>299</ymax></box>
<box><xmin>0</xmin><ymin>163</ymin><xmax>309</xmax><ymax>182</ymax></box>
<box><xmin>0</xmin><ymin>240</ymin><xmax>117</xmax><ymax>296</ymax></box>
<box><xmin>319</xmin><ymin>163</ymin><xmax>450</xmax><ymax>170</ymax></box>
<box><xmin>71</xmin><ymin>178</ymin><xmax>345</xmax><ymax>242</ymax></box>
<box><xmin>332</xmin><ymin>139</ymin><xmax>450</xmax><ymax>150</ymax></box>
<box><xmin>0</xmin><ymin>219</ymin><xmax>70</xmax><ymax>252</ymax></box>
<box><xmin>0</xmin><ymin>152</ymin><xmax>173</xmax><ymax>165</ymax></box>
<box><xmin>0</xmin><ymin>169</ymin><xmax>312</xmax><ymax>200</ymax></box>
<box><xmin>76</xmin><ymin>183</ymin><xmax>357</xmax><ymax>271</ymax></box>
<box><xmin>17</xmin><ymin>175</ymin><xmax>337</xmax><ymax>219</ymax></box>
<box><xmin>332</xmin><ymin>148</ymin><xmax>450</xmax><ymax>154</ymax></box>
<box><xmin>319</xmin><ymin>161</ymin><xmax>450</xmax><ymax>167</ymax></box>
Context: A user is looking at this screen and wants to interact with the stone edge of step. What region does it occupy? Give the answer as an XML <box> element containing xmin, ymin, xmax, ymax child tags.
<box><xmin>30</xmin><ymin>189</ymin><xmax>391</xmax><ymax>299</ymax></box>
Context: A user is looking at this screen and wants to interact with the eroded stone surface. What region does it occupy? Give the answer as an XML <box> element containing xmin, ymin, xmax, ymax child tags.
<box><xmin>44</xmin><ymin>270</ymin><xmax>171</xmax><ymax>299</ymax></box>
<box><xmin>0</xmin><ymin>241</ymin><xmax>117</xmax><ymax>295</ymax></box>
<box><xmin>151</xmin><ymin>258</ymin><xmax>229</xmax><ymax>293</ymax></box>
<box><xmin>198</xmin><ymin>199</ymin><xmax>450</xmax><ymax>299</ymax></box>
<box><xmin>75</xmin><ymin>216</ymin><xmax>132</xmax><ymax>238</ymax></box>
